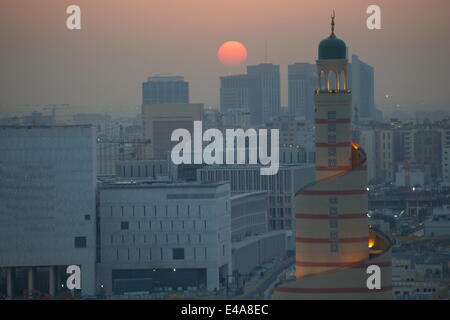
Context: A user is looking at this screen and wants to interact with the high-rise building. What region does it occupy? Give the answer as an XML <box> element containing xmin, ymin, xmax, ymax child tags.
<box><xmin>142</xmin><ymin>103</ymin><xmax>203</xmax><ymax>160</ymax></box>
<box><xmin>348</xmin><ymin>54</ymin><xmax>375</xmax><ymax>121</ymax></box>
<box><xmin>274</xmin><ymin>16</ymin><xmax>392</xmax><ymax>299</ymax></box>
<box><xmin>220</xmin><ymin>75</ymin><xmax>250</xmax><ymax>128</ymax></box>
<box><xmin>0</xmin><ymin>125</ymin><xmax>97</xmax><ymax>298</ymax></box>
<box><xmin>142</xmin><ymin>76</ymin><xmax>189</xmax><ymax>105</ymax></box>
<box><xmin>247</xmin><ymin>63</ymin><xmax>281</xmax><ymax>126</ymax></box>
<box><xmin>288</xmin><ymin>63</ymin><xmax>317</xmax><ymax>122</ymax></box>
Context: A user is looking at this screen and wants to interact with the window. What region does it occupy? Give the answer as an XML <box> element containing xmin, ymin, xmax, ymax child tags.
<box><xmin>328</xmin><ymin>135</ymin><xmax>336</xmax><ymax>144</ymax></box>
<box><xmin>328</xmin><ymin>148</ymin><xmax>336</xmax><ymax>157</ymax></box>
<box><xmin>330</xmin><ymin>232</ymin><xmax>338</xmax><ymax>241</ymax></box>
<box><xmin>84</xmin><ymin>214</ymin><xmax>91</xmax><ymax>221</ymax></box>
<box><xmin>329</xmin><ymin>197</ymin><xmax>338</xmax><ymax>204</ymax></box>
<box><xmin>328</xmin><ymin>124</ymin><xmax>336</xmax><ymax>132</ymax></box>
<box><xmin>173</xmin><ymin>248</ymin><xmax>185</xmax><ymax>260</ymax></box>
<box><xmin>74</xmin><ymin>236</ymin><xmax>87</xmax><ymax>248</ymax></box>
<box><xmin>330</xmin><ymin>244</ymin><xmax>339</xmax><ymax>252</ymax></box>
<box><xmin>327</xmin><ymin>111</ymin><xmax>336</xmax><ymax>120</ymax></box>
<box><xmin>329</xmin><ymin>207</ymin><xmax>338</xmax><ymax>216</ymax></box>
<box><xmin>328</xmin><ymin>159</ymin><xmax>337</xmax><ymax>168</ymax></box>
<box><xmin>121</xmin><ymin>221</ymin><xmax>129</xmax><ymax>230</ymax></box>
<box><xmin>329</xmin><ymin>220</ymin><xmax>338</xmax><ymax>229</ymax></box>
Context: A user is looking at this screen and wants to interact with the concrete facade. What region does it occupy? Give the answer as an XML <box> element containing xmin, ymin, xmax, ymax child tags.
<box><xmin>96</xmin><ymin>180</ymin><xmax>232</xmax><ymax>294</ymax></box>
<box><xmin>142</xmin><ymin>103</ymin><xmax>203</xmax><ymax>160</ymax></box>
<box><xmin>0</xmin><ymin>125</ymin><xmax>97</xmax><ymax>297</ymax></box>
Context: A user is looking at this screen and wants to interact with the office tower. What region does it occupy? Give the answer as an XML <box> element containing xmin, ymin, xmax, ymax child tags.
<box><xmin>220</xmin><ymin>75</ymin><xmax>250</xmax><ymax>128</ymax></box>
<box><xmin>288</xmin><ymin>63</ymin><xmax>317</xmax><ymax>122</ymax></box>
<box><xmin>142</xmin><ymin>76</ymin><xmax>189</xmax><ymax>104</ymax></box>
<box><xmin>348</xmin><ymin>54</ymin><xmax>375</xmax><ymax>121</ymax></box>
<box><xmin>0</xmin><ymin>125</ymin><xmax>97</xmax><ymax>298</ymax></box>
<box><xmin>274</xmin><ymin>16</ymin><xmax>392</xmax><ymax>299</ymax></box>
<box><xmin>247</xmin><ymin>63</ymin><xmax>281</xmax><ymax>126</ymax></box>
<box><xmin>142</xmin><ymin>103</ymin><xmax>203</xmax><ymax>160</ymax></box>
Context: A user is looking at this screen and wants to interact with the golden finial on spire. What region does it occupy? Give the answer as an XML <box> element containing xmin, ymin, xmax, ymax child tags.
<box><xmin>330</xmin><ymin>10</ymin><xmax>336</xmax><ymax>38</ymax></box>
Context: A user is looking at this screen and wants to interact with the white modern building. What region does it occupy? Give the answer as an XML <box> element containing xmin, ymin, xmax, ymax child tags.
<box><xmin>0</xmin><ymin>125</ymin><xmax>97</xmax><ymax>298</ymax></box>
<box><xmin>395</xmin><ymin>163</ymin><xmax>425</xmax><ymax>188</ymax></box>
<box><xmin>96</xmin><ymin>180</ymin><xmax>232</xmax><ymax>294</ymax></box>
<box><xmin>230</xmin><ymin>192</ymin><xmax>287</xmax><ymax>283</ymax></box>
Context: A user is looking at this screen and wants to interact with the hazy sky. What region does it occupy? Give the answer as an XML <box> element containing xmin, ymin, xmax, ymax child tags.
<box><xmin>0</xmin><ymin>0</ymin><xmax>449</xmax><ymax>117</ymax></box>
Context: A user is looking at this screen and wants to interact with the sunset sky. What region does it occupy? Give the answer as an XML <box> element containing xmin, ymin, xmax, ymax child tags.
<box><xmin>0</xmin><ymin>0</ymin><xmax>449</xmax><ymax>116</ymax></box>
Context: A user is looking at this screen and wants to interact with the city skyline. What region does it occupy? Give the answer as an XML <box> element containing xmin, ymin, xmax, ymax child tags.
<box><xmin>1</xmin><ymin>0</ymin><xmax>450</xmax><ymax>303</ymax></box>
<box><xmin>1</xmin><ymin>0</ymin><xmax>450</xmax><ymax>117</ymax></box>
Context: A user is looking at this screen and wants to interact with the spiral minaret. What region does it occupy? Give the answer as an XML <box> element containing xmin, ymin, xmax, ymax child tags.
<box><xmin>274</xmin><ymin>14</ymin><xmax>392</xmax><ymax>300</ymax></box>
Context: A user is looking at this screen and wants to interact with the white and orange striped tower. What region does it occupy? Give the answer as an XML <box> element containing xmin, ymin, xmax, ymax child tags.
<box><xmin>274</xmin><ymin>13</ymin><xmax>392</xmax><ymax>300</ymax></box>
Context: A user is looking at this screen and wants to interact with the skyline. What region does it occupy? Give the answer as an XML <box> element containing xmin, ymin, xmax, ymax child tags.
<box><xmin>1</xmin><ymin>0</ymin><xmax>449</xmax><ymax>117</ymax></box>
<box><xmin>1</xmin><ymin>1</ymin><xmax>450</xmax><ymax>302</ymax></box>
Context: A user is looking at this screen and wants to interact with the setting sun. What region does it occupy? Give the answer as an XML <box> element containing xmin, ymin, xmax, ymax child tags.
<box><xmin>217</xmin><ymin>41</ymin><xmax>248</xmax><ymax>67</ymax></box>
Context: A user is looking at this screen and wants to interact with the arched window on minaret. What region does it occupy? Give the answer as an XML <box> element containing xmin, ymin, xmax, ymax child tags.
<box><xmin>339</xmin><ymin>70</ymin><xmax>347</xmax><ymax>90</ymax></box>
<box><xmin>319</xmin><ymin>70</ymin><xmax>327</xmax><ymax>90</ymax></box>
<box><xmin>327</xmin><ymin>70</ymin><xmax>338</xmax><ymax>91</ymax></box>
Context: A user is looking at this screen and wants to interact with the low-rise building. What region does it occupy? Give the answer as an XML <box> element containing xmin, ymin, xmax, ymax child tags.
<box><xmin>97</xmin><ymin>180</ymin><xmax>232</xmax><ymax>294</ymax></box>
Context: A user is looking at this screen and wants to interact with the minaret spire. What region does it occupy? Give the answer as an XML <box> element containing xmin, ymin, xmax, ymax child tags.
<box><xmin>330</xmin><ymin>10</ymin><xmax>336</xmax><ymax>38</ymax></box>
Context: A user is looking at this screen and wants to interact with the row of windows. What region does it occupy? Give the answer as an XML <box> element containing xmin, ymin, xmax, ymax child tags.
<box><xmin>106</xmin><ymin>204</ymin><xmax>210</xmax><ymax>219</ymax></box>
<box><xmin>114</xmin><ymin>247</ymin><xmax>206</xmax><ymax>262</ymax></box>
<box><xmin>199</xmin><ymin>169</ymin><xmax>293</xmax><ymax>193</ymax></box>
<box><xmin>109</xmin><ymin>233</ymin><xmax>208</xmax><ymax>246</ymax></box>
<box><xmin>111</xmin><ymin>245</ymin><xmax>227</xmax><ymax>262</ymax></box>
<box><xmin>329</xmin><ymin>196</ymin><xmax>339</xmax><ymax>252</ymax></box>
<box><xmin>119</xmin><ymin>219</ymin><xmax>209</xmax><ymax>232</ymax></box>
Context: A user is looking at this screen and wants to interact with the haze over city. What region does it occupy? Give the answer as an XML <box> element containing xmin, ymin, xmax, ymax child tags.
<box><xmin>1</xmin><ymin>0</ymin><xmax>450</xmax><ymax>305</ymax></box>
<box><xmin>1</xmin><ymin>0</ymin><xmax>449</xmax><ymax>117</ymax></box>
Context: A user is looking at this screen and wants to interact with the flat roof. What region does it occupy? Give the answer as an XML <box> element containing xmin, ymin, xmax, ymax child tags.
<box><xmin>99</xmin><ymin>179</ymin><xmax>228</xmax><ymax>189</ymax></box>
<box><xmin>0</xmin><ymin>124</ymin><xmax>92</xmax><ymax>129</ymax></box>
<box><xmin>231</xmin><ymin>191</ymin><xmax>268</xmax><ymax>201</ymax></box>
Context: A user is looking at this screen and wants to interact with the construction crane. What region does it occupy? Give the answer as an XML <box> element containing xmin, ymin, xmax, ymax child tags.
<box><xmin>42</xmin><ymin>104</ymin><xmax>70</xmax><ymax>123</ymax></box>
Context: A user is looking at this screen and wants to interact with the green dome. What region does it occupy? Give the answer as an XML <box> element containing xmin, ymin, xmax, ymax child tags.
<box><xmin>318</xmin><ymin>36</ymin><xmax>347</xmax><ymax>60</ymax></box>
